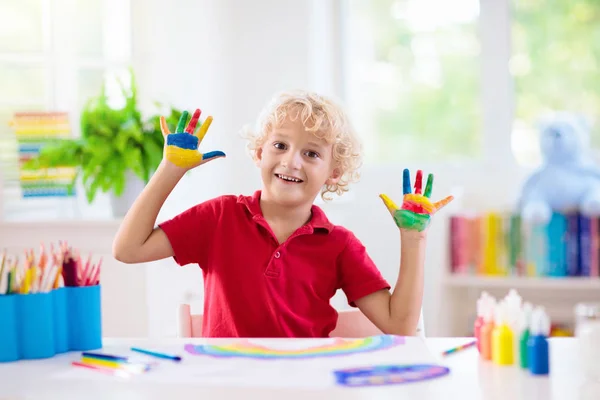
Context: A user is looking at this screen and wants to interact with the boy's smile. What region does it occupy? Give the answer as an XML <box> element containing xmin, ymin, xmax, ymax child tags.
<box><xmin>274</xmin><ymin>173</ymin><xmax>303</xmax><ymax>183</ymax></box>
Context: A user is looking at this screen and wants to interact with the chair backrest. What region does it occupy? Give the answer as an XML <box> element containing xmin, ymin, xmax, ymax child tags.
<box><xmin>178</xmin><ymin>304</ymin><xmax>425</xmax><ymax>338</ymax></box>
<box><xmin>178</xmin><ymin>304</ymin><xmax>203</xmax><ymax>338</ymax></box>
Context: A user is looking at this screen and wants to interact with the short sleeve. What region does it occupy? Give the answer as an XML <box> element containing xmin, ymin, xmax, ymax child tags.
<box><xmin>338</xmin><ymin>233</ymin><xmax>391</xmax><ymax>307</ymax></box>
<box><xmin>158</xmin><ymin>196</ymin><xmax>222</xmax><ymax>268</ymax></box>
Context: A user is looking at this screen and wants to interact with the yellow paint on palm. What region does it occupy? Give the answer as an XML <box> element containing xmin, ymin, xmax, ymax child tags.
<box><xmin>165</xmin><ymin>146</ymin><xmax>203</xmax><ymax>168</ymax></box>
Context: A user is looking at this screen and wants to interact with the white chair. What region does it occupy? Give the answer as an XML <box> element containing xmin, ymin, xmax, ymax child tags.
<box><xmin>178</xmin><ymin>305</ymin><xmax>425</xmax><ymax>338</ymax></box>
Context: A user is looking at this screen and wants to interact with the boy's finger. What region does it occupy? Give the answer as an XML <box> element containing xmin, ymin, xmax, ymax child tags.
<box><xmin>414</xmin><ymin>170</ymin><xmax>423</xmax><ymax>194</ymax></box>
<box><xmin>175</xmin><ymin>111</ymin><xmax>189</xmax><ymax>133</ymax></box>
<box><xmin>195</xmin><ymin>116</ymin><xmax>214</xmax><ymax>142</ymax></box>
<box><xmin>201</xmin><ymin>150</ymin><xmax>226</xmax><ymax>162</ymax></box>
<box><xmin>433</xmin><ymin>195</ymin><xmax>454</xmax><ymax>212</ymax></box>
<box><xmin>185</xmin><ymin>109</ymin><xmax>201</xmax><ymax>134</ymax></box>
<box><xmin>379</xmin><ymin>194</ymin><xmax>399</xmax><ymax>216</ymax></box>
<box><xmin>160</xmin><ymin>116</ymin><xmax>171</xmax><ymax>136</ymax></box>
<box><xmin>402</xmin><ymin>169</ymin><xmax>411</xmax><ymax>195</ymax></box>
<box><xmin>424</xmin><ymin>173</ymin><xmax>434</xmax><ymax>198</ymax></box>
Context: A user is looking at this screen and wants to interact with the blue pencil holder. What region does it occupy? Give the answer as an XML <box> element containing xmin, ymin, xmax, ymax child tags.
<box><xmin>66</xmin><ymin>285</ymin><xmax>102</xmax><ymax>351</ymax></box>
<box><xmin>16</xmin><ymin>292</ymin><xmax>56</xmax><ymax>359</ymax></box>
<box><xmin>52</xmin><ymin>288</ymin><xmax>68</xmax><ymax>354</ymax></box>
<box><xmin>0</xmin><ymin>295</ymin><xmax>19</xmax><ymax>362</ymax></box>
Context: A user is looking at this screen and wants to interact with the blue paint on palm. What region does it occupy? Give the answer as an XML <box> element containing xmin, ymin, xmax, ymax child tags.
<box><xmin>167</xmin><ymin>133</ymin><xmax>198</xmax><ymax>150</ymax></box>
<box><xmin>202</xmin><ymin>151</ymin><xmax>226</xmax><ymax>160</ymax></box>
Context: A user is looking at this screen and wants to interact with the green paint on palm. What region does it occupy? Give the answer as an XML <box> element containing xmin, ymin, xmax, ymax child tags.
<box><xmin>393</xmin><ymin>209</ymin><xmax>431</xmax><ymax>232</ymax></box>
<box><xmin>176</xmin><ymin>111</ymin><xmax>189</xmax><ymax>133</ymax></box>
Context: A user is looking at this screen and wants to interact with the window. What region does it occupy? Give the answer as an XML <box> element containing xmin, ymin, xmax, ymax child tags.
<box><xmin>511</xmin><ymin>0</ymin><xmax>600</xmax><ymax>166</ymax></box>
<box><xmin>0</xmin><ymin>0</ymin><xmax>132</xmax><ymax>221</ymax></box>
<box><xmin>341</xmin><ymin>0</ymin><xmax>482</xmax><ymax>163</ymax></box>
<box><xmin>341</xmin><ymin>0</ymin><xmax>600</xmax><ymax>169</ymax></box>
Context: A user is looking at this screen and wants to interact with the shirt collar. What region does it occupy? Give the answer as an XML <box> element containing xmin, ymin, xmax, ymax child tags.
<box><xmin>237</xmin><ymin>190</ymin><xmax>334</xmax><ymax>233</ymax></box>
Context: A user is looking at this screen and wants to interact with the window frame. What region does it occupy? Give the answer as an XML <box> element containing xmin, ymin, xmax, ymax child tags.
<box><xmin>0</xmin><ymin>0</ymin><xmax>132</xmax><ymax>222</ymax></box>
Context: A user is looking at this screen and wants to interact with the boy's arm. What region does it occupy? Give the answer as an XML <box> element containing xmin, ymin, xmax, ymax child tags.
<box><xmin>112</xmin><ymin>109</ymin><xmax>224</xmax><ymax>264</ymax></box>
<box><xmin>354</xmin><ymin>233</ymin><xmax>426</xmax><ymax>336</ymax></box>
<box><xmin>355</xmin><ymin>169</ymin><xmax>453</xmax><ymax>335</ymax></box>
<box><xmin>112</xmin><ymin>161</ymin><xmax>185</xmax><ymax>263</ymax></box>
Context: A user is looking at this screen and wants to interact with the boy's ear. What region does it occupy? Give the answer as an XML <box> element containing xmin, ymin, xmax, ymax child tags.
<box><xmin>255</xmin><ymin>147</ymin><xmax>263</xmax><ymax>166</ymax></box>
<box><xmin>326</xmin><ymin>167</ymin><xmax>342</xmax><ymax>185</ymax></box>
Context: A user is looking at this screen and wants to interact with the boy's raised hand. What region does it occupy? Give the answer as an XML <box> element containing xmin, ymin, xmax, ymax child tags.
<box><xmin>161</xmin><ymin>108</ymin><xmax>225</xmax><ymax>170</ymax></box>
<box><xmin>379</xmin><ymin>169</ymin><xmax>454</xmax><ymax>233</ymax></box>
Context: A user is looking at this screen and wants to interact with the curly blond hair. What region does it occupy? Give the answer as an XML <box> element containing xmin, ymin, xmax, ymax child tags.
<box><xmin>244</xmin><ymin>90</ymin><xmax>362</xmax><ymax>201</ymax></box>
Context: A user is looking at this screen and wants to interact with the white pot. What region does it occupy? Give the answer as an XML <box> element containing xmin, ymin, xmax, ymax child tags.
<box><xmin>109</xmin><ymin>170</ymin><xmax>146</xmax><ymax>218</ymax></box>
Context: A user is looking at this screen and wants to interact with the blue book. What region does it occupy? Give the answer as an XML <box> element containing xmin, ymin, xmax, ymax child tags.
<box><xmin>566</xmin><ymin>214</ymin><xmax>580</xmax><ymax>276</ymax></box>
<box><xmin>578</xmin><ymin>214</ymin><xmax>592</xmax><ymax>277</ymax></box>
<box><xmin>546</xmin><ymin>212</ymin><xmax>568</xmax><ymax>277</ymax></box>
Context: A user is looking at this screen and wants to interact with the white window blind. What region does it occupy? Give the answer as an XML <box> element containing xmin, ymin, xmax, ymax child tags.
<box><xmin>0</xmin><ymin>0</ymin><xmax>132</xmax><ymax>222</ymax></box>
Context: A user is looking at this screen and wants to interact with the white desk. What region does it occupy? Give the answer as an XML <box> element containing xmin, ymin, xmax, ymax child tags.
<box><xmin>0</xmin><ymin>337</ymin><xmax>595</xmax><ymax>400</ymax></box>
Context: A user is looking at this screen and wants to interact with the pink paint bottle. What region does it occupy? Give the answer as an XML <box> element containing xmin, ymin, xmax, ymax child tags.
<box><xmin>474</xmin><ymin>292</ymin><xmax>490</xmax><ymax>353</ymax></box>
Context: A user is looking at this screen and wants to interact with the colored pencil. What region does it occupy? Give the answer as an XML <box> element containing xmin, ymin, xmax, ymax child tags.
<box><xmin>441</xmin><ymin>340</ymin><xmax>477</xmax><ymax>356</ymax></box>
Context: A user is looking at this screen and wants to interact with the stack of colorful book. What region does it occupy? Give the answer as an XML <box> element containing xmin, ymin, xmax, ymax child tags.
<box><xmin>449</xmin><ymin>212</ymin><xmax>599</xmax><ymax>277</ymax></box>
<box><xmin>11</xmin><ymin>111</ymin><xmax>77</xmax><ymax>198</ymax></box>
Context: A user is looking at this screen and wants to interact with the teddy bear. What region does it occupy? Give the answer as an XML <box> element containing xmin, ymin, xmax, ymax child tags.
<box><xmin>518</xmin><ymin>112</ymin><xmax>600</xmax><ymax>225</ymax></box>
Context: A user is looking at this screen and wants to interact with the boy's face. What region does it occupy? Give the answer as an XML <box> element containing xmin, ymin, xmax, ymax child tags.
<box><xmin>256</xmin><ymin>117</ymin><xmax>340</xmax><ymax>207</ymax></box>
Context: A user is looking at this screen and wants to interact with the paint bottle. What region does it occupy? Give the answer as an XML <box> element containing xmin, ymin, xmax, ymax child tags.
<box><xmin>518</xmin><ymin>302</ymin><xmax>533</xmax><ymax>369</ymax></box>
<box><xmin>492</xmin><ymin>301</ymin><xmax>514</xmax><ymax>365</ymax></box>
<box><xmin>527</xmin><ymin>307</ymin><xmax>550</xmax><ymax>375</ymax></box>
<box><xmin>474</xmin><ymin>293</ymin><xmax>488</xmax><ymax>353</ymax></box>
<box><xmin>479</xmin><ymin>297</ymin><xmax>495</xmax><ymax>361</ymax></box>
<box><xmin>504</xmin><ymin>289</ymin><xmax>523</xmax><ymax>363</ymax></box>
<box><xmin>574</xmin><ymin>303</ymin><xmax>600</xmax><ymax>380</ymax></box>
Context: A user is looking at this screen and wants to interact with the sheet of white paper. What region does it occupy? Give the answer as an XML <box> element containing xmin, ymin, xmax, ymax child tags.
<box><xmin>51</xmin><ymin>337</ymin><xmax>442</xmax><ymax>389</ymax></box>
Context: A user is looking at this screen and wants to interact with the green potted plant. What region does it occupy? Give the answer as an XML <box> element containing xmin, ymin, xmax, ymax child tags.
<box><xmin>23</xmin><ymin>69</ymin><xmax>183</xmax><ymax>216</ymax></box>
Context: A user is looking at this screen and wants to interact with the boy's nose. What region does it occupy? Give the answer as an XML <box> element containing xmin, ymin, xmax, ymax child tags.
<box><xmin>282</xmin><ymin>151</ymin><xmax>302</xmax><ymax>169</ymax></box>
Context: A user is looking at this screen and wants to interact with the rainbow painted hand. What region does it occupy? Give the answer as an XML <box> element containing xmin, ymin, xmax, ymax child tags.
<box><xmin>379</xmin><ymin>169</ymin><xmax>454</xmax><ymax>232</ymax></box>
<box><xmin>161</xmin><ymin>109</ymin><xmax>225</xmax><ymax>169</ymax></box>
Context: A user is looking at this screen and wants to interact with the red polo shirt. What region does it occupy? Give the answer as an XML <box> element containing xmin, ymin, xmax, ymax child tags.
<box><xmin>159</xmin><ymin>190</ymin><xmax>390</xmax><ymax>338</ymax></box>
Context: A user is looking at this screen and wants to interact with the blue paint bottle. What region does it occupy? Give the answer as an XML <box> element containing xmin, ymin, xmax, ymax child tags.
<box><xmin>527</xmin><ymin>307</ymin><xmax>550</xmax><ymax>375</ymax></box>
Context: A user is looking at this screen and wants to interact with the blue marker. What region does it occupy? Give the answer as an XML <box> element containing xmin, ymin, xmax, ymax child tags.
<box><xmin>131</xmin><ymin>347</ymin><xmax>182</xmax><ymax>362</ymax></box>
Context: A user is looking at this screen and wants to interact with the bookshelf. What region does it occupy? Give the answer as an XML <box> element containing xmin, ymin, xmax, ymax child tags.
<box><xmin>444</xmin><ymin>274</ymin><xmax>600</xmax><ymax>290</ymax></box>
<box><xmin>440</xmin><ymin>272</ymin><xmax>600</xmax><ymax>337</ymax></box>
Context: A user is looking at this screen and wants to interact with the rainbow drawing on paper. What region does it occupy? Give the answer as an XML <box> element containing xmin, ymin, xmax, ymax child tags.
<box><xmin>184</xmin><ymin>335</ymin><xmax>404</xmax><ymax>360</ymax></box>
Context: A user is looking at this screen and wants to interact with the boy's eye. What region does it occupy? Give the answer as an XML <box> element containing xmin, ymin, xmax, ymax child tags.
<box><xmin>305</xmin><ymin>151</ymin><xmax>320</xmax><ymax>159</ymax></box>
<box><xmin>273</xmin><ymin>142</ymin><xmax>287</xmax><ymax>150</ymax></box>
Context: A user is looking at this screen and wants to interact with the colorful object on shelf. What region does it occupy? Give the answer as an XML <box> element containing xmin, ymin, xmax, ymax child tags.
<box><xmin>10</xmin><ymin>112</ymin><xmax>77</xmax><ymax>198</ymax></box>
<box><xmin>448</xmin><ymin>210</ymin><xmax>600</xmax><ymax>278</ymax></box>
<box><xmin>333</xmin><ymin>364</ymin><xmax>450</xmax><ymax>387</ymax></box>
<box><xmin>162</xmin><ymin>108</ymin><xmax>225</xmax><ymax>169</ymax></box>
<box><xmin>184</xmin><ymin>335</ymin><xmax>404</xmax><ymax>359</ymax></box>
<box><xmin>379</xmin><ymin>169</ymin><xmax>454</xmax><ymax>232</ymax></box>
